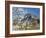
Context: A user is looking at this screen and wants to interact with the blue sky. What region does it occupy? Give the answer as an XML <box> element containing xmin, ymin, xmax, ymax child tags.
<box><xmin>23</xmin><ymin>8</ymin><xmax>40</xmax><ymax>16</ymax></box>
<box><xmin>12</xmin><ymin>7</ymin><xmax>40</xmax><ymax>20</ymax></box>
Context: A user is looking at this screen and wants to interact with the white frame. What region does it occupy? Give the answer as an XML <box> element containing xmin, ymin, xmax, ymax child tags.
<box><xmin>10</xmin><ymin>4</ymin><xmax>43</xmax><ymax>34</ymax></box>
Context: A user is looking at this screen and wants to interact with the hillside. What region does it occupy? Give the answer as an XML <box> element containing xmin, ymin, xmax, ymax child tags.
<box><xmin>13</xmin><ymin>13</ymin><xmax>40</xmax><ymax>30</ymax></box>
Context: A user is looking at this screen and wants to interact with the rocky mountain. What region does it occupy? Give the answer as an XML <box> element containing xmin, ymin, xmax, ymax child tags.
<box><xmin>21</xmin><ymin>13</ymin><xmax>39</xmax><ymax>24</ymax></box>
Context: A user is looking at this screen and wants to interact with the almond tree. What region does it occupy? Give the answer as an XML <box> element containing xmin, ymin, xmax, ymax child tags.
<box><xmin>13</xmin><ymin>8</ymin><xmax>25</xmax><ymax>30</ymax></box>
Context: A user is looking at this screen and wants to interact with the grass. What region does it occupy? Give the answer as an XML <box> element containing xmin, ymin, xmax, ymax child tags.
<box><xmin>13</xmin><ymin>21</ymin><xmax>40</xmax><ymax>30</ymax></box>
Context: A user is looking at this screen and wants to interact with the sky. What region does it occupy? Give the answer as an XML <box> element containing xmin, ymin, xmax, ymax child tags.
<box><xmin>12</xmin><ymin>7</ymin><xmax>40</xmax><ymax>20</ymax></box>
<box><xmin>23</xmin><ymin>8</ymin><xmax>40</xmax><ymax>16</ymax></box>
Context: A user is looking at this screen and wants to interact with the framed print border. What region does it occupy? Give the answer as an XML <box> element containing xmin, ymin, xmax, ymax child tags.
<box><xmin>5</xmin><ymin>1</ymin><xmax>45</xmax><ymax>37</ymax></box>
